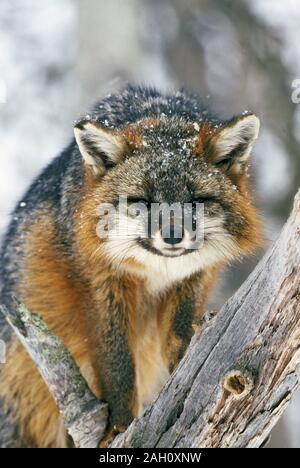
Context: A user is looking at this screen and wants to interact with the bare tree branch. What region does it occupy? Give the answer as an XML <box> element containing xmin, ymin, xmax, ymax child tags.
<box><xmin>1</xmin><ymin>303</ymin><xmax>108</xmax><ymax>448</ymax></box>
<box><xmin>1</xmin><ymin>188</ymin><xmax>300</xmax><ymax>448</ymax></box>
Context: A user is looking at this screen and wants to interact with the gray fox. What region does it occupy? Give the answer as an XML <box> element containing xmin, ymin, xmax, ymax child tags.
<box><xmin>0</xmin><ymin>85</ymin><xmax>262</xmax><ymax>447</ymax></box>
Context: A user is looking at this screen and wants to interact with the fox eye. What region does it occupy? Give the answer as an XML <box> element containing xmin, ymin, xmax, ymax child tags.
<box><xmin>215</xmin><ymin>158</ymin><xmax>232</xmax><ymax>170</ymax></box>
<box><xmin>192</xmin><ymin>197</ymin><xmax>211</xmax><ymax>205</ymax></box>
<box><xmin>127</xmin><ymin>197</ymin><xmax>150</xmax><ymax>207</ymax></box>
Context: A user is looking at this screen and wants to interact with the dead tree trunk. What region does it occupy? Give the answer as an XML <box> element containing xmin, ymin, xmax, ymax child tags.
<box><xmin>1</xmin><ymin>189</ymin><xmax>300</xmax><ymax>448</ymax></box>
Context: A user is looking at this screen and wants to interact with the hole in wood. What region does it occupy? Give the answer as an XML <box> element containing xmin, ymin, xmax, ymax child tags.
<box><xmin>223</xmin><ymin>370</ymin><xmax>253</xmax><ymax>397</ymax></box>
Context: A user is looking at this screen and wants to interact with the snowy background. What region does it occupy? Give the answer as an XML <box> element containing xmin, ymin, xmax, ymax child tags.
<box><xmin>0</xmin><ymin>0</ymin><xmax>299</xmax><ymax>447</ymax></box>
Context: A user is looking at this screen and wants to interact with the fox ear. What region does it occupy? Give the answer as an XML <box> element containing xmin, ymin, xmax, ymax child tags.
<box><xmin>74</xmin><ymin>120</ymin><xmax>126</xmax><ymax>175</ymax></box>
<box><xmin>210</xmin><ymin>114</ymin><xmax>260</xmax><ymax>175</ymax></box>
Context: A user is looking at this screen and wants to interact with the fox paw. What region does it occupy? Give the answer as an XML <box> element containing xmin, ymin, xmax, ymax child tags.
<box><xmin>98</xmin><ymin>425</ymin><xmax>126</xmax><ymax>448</ymax></box>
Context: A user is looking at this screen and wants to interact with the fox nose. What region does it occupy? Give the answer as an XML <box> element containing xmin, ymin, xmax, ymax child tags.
<box><xmin>161</xmin><ymin>225</ymin><xmax>183</xmax><ymax>246</ymax></box>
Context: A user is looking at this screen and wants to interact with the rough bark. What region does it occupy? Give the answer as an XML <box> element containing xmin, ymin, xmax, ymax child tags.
<box><xmin>0</xmin><ymin>303</ymin><xmax>108</xmax><ymax>448</ymax></box>
<box><xmin>1</xmin><ymin>189</ymin><xmax>300</xmax><ymax>448</ymax></box>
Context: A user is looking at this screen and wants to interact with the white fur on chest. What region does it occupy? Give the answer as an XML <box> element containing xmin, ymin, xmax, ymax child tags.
<box><xmin>120</xmin><ymin>241</ymin><xmax>230</xmax><ymax>295</ymax></box>
<box><xmin>133</xmin><ymin>256</ymin><xmax>200</xmax><ymax>414</ymax></box>
<box><xmin>134</xmin><ymin>297</ymin><xmax>170</xmax><ymax>417</ymax></box>
<box><xmin>135</xmin><ymin>329</ymin><xmax>170</xmax><ymax>417</ymax></box>
<box><xmin>140</xmin><ymin>250</ymin><xmax>207</xmax><ymax>295</ymax></box>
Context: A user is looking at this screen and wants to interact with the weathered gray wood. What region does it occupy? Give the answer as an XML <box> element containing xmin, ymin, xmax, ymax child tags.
<box><xmin>1</xmin><ymin>303</ymin><xmax>108</xmax><ymax>448</ymax></box>
<box><xmin>1</xmin><ymin>189</ymin><xmax>300</xmax><ymax>448</ymax></box>
<box><xmin>111</xmin><ymin>189</ymin><xmax>300</xmax><ymax>448</ymax></box>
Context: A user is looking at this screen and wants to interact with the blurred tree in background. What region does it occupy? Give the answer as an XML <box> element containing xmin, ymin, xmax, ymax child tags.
<box><xmin>0</xmin><ymin>0</ymin><xmax>299</xmax><ymax>447</ymax></box>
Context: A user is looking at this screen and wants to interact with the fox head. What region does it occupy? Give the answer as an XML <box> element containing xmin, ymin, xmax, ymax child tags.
<box><xmin>74</xmin><ymin>113</ymin><xmax>261</xmax><ymax>285</ymax></box>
